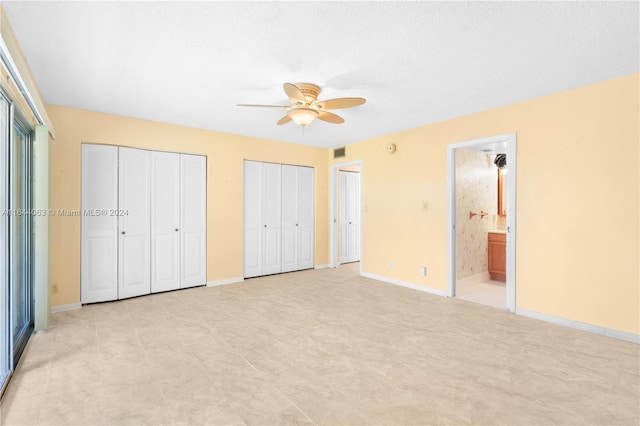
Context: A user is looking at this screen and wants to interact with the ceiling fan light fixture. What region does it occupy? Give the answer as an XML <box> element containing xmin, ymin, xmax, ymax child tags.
<box><xmin>238</xmin><ymin>82</ymin><xmax>364</xmax><ymax>127</ymax></box>
<box><xmin>288</xmin><ymin>107</ymin><xmax>318</xmax><ymax>127</ymax></box>
<box><xmin>296</xmin><ymin>83</ymin><xmax>321</xmax><ymax>104</ymax></box>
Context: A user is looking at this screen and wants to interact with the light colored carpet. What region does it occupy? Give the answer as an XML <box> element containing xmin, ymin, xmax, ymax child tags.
<box><xmin>1</xmin><ymin>263</ymin><xmax>638</xmax><ymax>425</ymax></box>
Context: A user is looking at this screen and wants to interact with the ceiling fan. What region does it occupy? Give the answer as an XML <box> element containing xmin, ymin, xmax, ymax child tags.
<box><xmin>237</xmin><ymin>82</ymin><xmax>366</xmax><ymax>127</ymax></box>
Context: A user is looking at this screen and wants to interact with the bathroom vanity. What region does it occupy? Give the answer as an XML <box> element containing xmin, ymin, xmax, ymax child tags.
<box><xmin>488</xmin><ymin>231</ymin><xmax>506</xmax><ymax>281</ymax></box>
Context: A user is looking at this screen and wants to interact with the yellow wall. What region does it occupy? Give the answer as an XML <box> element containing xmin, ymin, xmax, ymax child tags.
<box><xmin>331</xmin><ymin>73</ymin><xmax>639</xmax><ymax>334</ymax></box>
<box><xmin>48</xmin><ymin>74</ymin><xmax>639</xmax><ymax>335</ymax></box>
<box><xmin>47</xmin><ymin>105</ymin><xmax>329</xmax><ymax>307</ymax></box>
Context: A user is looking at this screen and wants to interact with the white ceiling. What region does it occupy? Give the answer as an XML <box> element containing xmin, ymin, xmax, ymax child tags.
<box><xmin>3</xmin><ymin>1</ymin><xmax>638</xmax><ymax>148</ymax></box>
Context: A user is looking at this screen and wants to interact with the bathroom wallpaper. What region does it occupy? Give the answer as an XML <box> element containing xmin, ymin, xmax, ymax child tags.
<box><xmin>456</xmin><ymin>148</ymin><xmax>498</xmax><ymax>280</ymax></box>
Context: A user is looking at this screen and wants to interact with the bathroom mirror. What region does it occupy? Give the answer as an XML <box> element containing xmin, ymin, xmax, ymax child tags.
<box><xmin>497</xmin><ymin>168</ymin><xmax>507</xmax><ymax>216</ymax></box>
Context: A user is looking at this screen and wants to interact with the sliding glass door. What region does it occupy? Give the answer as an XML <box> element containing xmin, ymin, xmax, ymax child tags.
<box><xmin>0</xmin><ymin>92</ymin><xmax>9</xmax><ymax>395</ymax></box>
<box><xmin>10</xmin><ymin>121</ymin><xmax>33</xmax><ymax>362</ymax></box>
<box><xmin>0</xmin><ymin>89</ymin><xmax>34</xmax><ymax>396</ymax></box>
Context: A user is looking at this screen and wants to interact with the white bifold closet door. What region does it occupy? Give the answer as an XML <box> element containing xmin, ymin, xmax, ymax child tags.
<box><xmin>150</xmin><ymin>152</ymin><xmax>206</xmax><ymax>291</ymax></box>
<box><xmin>282</xmin><ymin>165</ymin><xmax>314</xmax><ymax>273</ymax></box>
<box><xmin>81</xmin><ymin>145</ymin><xmax>119</xmax><ymax>303</ymax></box>
<box><xmin>243</xmin><ymin>161</ymin><xmax>282</xmax><ymax>278</ymax></box>
<box><xmin>244</xmin><ymin>160</ymin><xmax>313</xmax><ymax>278</ymax></box>
<box><xmin>82</xmin><ymin>144</ymin><xmax>206</xmax><ymax>303</ymax></box>
<box><xmin>150</xmin><ymin>151</ymin><xmax>181</xmax><ymax>293</ymax></box>
<box><xmin>297</xmin><ymin>166</ymin><xmax>315</xmax><ymax>269</ymax></box>
<box><xmin>339</xmin><ymin>171</ymin><xmax>361</xmax><ymax>264</ymax></box>
<box><xmin>118</xmin><ymin>148</ymin><xmax>151</xmax><ymax>299</ymax></box>
<box><xmin>180</xmin><ymin>154</ymin><xmax>207</xmax><ymax>288</ymax></box>
<box><xmin>262</xmin><ymin>162</ymin><xmax>282</xmax><ymax>275</ymax></box>
<box><xmin>243</xmin><ymin>161</ymin><xmax>263</xmax><ymax>278</ymax></box>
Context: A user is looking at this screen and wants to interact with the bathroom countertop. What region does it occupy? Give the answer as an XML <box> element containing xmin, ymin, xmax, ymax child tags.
<box><xmin>489</xmin><ymin>229</ymin><xmax>507</xmax><ymax>234</ymax></box>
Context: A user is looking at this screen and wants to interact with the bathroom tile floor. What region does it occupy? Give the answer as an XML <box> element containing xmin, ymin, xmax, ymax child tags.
<box><xmin>456</xmin><ymin>279</ymin><xmax>506</xmax><ymax>310</ymax></box>
<box><xmin>1</xmin><ymin>263</ymin><xmax>638</xmax><ymax>425</ymax></box>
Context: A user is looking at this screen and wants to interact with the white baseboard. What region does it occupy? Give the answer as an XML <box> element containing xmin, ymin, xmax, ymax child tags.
<box><xmin>51</xmin><ymin>302</ymin><xmax>82</xmax><ymax>313</ymax></box>
<box><xmin>206</xmin><ymin>277</ymin><xmax>244</xmax><ymax>287</ymax></box>
<box><xmin>456</xmin><ymin>271</ymin><xmax>490</xmax><ymax>287</ymax></box>
<box><xmin>360</xmin><ymin>272</ymin><xmax>448</xmax><ymax>297</ymax></box>
<box><xmin>314</xmin><ymin>264</ymin><xmax>331</xmax><ymax>270</ymax></box>
<box><xmin>516</xmin><ymin>308</ymin><xmax>639</xmax><ymax>344</ymax></box>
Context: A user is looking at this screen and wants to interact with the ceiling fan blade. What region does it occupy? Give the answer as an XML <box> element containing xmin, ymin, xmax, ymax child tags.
<box><xmin>283</xmin><ymin>83</ymin><xmax>306</xmax><ymax>105</ymax></box>
<box><xmin>237</xmin><ymin>104</ymin><xmax>287</xmax><ymax>108</ymax></box>
<box><xmin>277</xmin><ymin>115</ymin><xmax>292</xmax><ymax>125</ymax></box>
<box><xmin>313</xmin><ymin>97</ymin><xmax>366</xmax><ymax>110</ymax></box>
<box><xmin>317</xmin><ymin>110</ymin><xmax>345</xmax><ymax>124</ymax></box>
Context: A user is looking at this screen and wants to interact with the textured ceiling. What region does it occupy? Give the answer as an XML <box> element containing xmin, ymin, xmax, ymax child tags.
<box><xmin>3</xmin><ymin>1</ymin><xmax>639</xmax><ymax>148</ymax></box>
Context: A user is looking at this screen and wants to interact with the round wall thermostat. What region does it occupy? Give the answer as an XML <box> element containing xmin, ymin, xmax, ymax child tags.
<box><xmin>386</xmin><ymin>143</ymin><xmax>397</xmax><ymax>154</ymax></box>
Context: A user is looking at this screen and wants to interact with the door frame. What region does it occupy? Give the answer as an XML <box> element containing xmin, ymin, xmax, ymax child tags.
<box><xmin>330</xmin><ymin>160</ymin><xmax>363</xmax><ymax>270</ymax></box>
<box><xmin>446</xmin><ymin>133</ymin><xmax>517</xmax><ymax>312</ymax></box>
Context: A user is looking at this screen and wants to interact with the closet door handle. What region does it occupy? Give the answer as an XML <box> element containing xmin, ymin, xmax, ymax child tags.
<box><xmin>264</xmin><ymin>225</ymin><xmax>267</xmax><ymax>228</ymax></box>
<box><xmin>121</xmin><ymin>231</ymin><xmax>126</xmax><ymax>235</ymax></box>
<box><xmin>296</xmin><ymin>224</ymin><xmax>299</xmax><ymax>226</ymax></box>
<box><xmin>175</xmin><ymin>228</ymin><xmax>179</xmax><ymax>232</ymax></box>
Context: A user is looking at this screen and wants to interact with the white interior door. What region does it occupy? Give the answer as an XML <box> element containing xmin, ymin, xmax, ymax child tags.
<box><xmin>346</xmin><ymin>172</ymin><xmax>361</xmax><ymax>263</ymax></box>
<box><xmin>151</xmin><ymin>151</ymin><xmax>180</xmax><ymax>293</ymax></box>
<box><xmin>180</xmin><ymin>154</ymin><xmax>207</xmax><ymax>288</ymax></box>
<box><xmin>118</xmin><ymin>147</ymin><xmax>151</xmax><ymax>299</ymax></box>
<box><xmin>297</xmin><ymin>166</ymin><xmax>315</xmax><ymax>270</ymax></box>
<box><xmin>338</xmin><ymin>171</ymin><xmax>361</xmax><ymax>264</ymax></box>
<box><xmin>262</xmin><ymin>162</ymin><xmax>282</xmax><ymax>275</ymax></box>
<box><xmin>244</xmin><ymin>161</ymin><xmax>263</xmax><ymax>278</ymax></box>
<box><xmin>281</xmin><ymin>165</ymin><xmax>299</xmax><ymax>273</ymax></box>
<box><xmin>81</xmin><ymin>144</ymin><xmax>119</xmax><ymax>303</ymax></box>
<box><xmin>338</xmin><ymin>171</ymin><xmax>349</xmax><ymax>264</ymax></box>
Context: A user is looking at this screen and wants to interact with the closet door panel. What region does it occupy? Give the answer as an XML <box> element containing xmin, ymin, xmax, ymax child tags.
<box><xmin>182</xmin><ymin>232</ymin><xmax>204</xmax><ymax>284</ymax></box>
<box><xmin>118</xmin><ymin>147</ymin><xmax>151</xmax><ymax>299</ymax></box>
<box><xmin>154</xmin><ymin>236</ymin><xmax>179</xmax><ymax>289</ymax></box>
<box><xmin>281</xmin><ymin>165</ymin><xmax>298</xmax><ymax>273</ymax></box>
<box><xmin>151</xmin><ymin>151</ymin><xmax>180</xmax><ymax>293</ymax></box>
<box><xmin>81</xmin><ymin>144</ymin><xmax>118</xmax><ymax>303</ymax></box>
<box><xmin>244</xmin><ymin>229</ymin><xmax>261</xmax><ymax>278</ymax></box>
<box><xmin>298</xmin><ymin>166</ymin><xmax>315</xmax><ymax>270</ymax></box>
<box><xmin>243</xmin><ymin>161</ymin><xmax>263</xmax><ymax>278</ymax></box>
<box><xmin>120</xmin><ymin>234</ymin><xmax>147</xmax><ymax>291</ymax></box>
<box><xmin>180</xmin><ymin>154</ymin><xmax>207</xmax><ymax>288</ymax></box>
<box><xmin>262</xmin><ymin>162</ymin><xmax>281</xmax><ymax>275</ymax></box>
<box><xmin>263</xmin><ymin>228</ymin><xmax>281</xmax><ymax>275</ymax></box>
<box><xmin>281</xmin><ymin>226</ymin><xmax>297</xmax><ymax>272</ymax></box>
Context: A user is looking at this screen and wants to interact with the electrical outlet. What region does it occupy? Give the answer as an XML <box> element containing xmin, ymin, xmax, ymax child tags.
<box><xmin>419</xmin><ymin>266</ymin><xmax>427</xmax><ymax>276</ymax></box>
<box><xmin>52</xmin><ymin>284</ymin><xmax>59</xmax><ymax>294</ymax></box>
<box><xmin>389</xmin><ymin>261</ymin><xmax>395</xmax><ymax>270</ymax></box>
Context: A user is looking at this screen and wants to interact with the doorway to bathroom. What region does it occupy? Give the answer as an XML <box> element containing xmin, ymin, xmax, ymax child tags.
<box><xmin>447</xmin><ymin>133</ymin><xmax>516</xmax><ymax>311</ymax></box>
